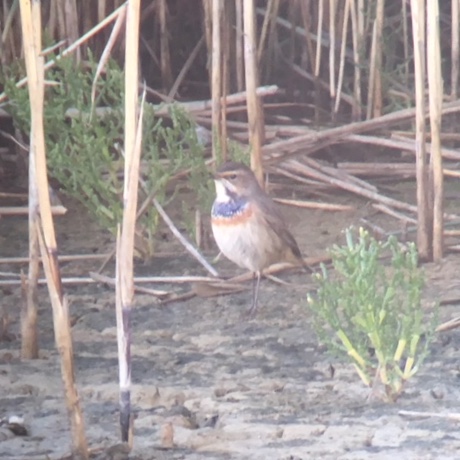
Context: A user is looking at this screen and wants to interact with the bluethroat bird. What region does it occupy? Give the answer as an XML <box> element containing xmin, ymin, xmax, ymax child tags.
<box><xmin>211</xmin><ymin>161</ymin><xmax>306</xmax><ymax>317</ymax></box>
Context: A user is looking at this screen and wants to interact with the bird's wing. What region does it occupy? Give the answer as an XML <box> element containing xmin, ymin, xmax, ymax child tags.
<box><xmin>255</xmin><ymin>195</ymin><xmax>304</xmax><ymax>263</ymax></box>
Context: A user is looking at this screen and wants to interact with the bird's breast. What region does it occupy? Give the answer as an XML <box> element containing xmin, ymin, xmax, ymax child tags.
<box><xmin>211</xmin><ymin>198</ymin><xmax>252</xmax><ymax>225</ymax></box>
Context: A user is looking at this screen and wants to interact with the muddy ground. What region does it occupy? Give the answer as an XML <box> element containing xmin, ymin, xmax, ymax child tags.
<box><xmin>1</xmin><ymin>176</ymin><xmax>460</xmax><ymax>460</ymax></box>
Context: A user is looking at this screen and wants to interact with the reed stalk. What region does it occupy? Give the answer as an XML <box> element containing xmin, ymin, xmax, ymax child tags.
<box><xmin>202</xmin><ymin>0</ymin><xmax>213</xmax><ymax>86</ymax></box>
<box><xmin>211</xmin><ymin>0</ymin><xmax>223</xmax><ymax>162</ymax></box>
<box><xmin>367</xmin><ymin>0</ymin><xmax>384</xmax><ymax>119</ymax></box>
<box><xmin>329</xmin><ymin>0</ymin><xmax>336</xmax><ymax>106</ymax></box>
<box><xmin>334</xmin><ymin>0</ymin><xmax>351</xmax><ymax>115</ymax></box>
<box><xmin>243</xmin><ymin>0</ymin><xmax>264</xmax><ymax>184</ymax></box>
<box><xmin>158</xmin><ymin>0</ymin><xmax>172</xmax><ymax>92</ymax></box>
<box><xmin>23</xmin><ymin>121</ymin><xmax>39</xmax><ymax>359</ymax></box>
<box><xmin>451</xmin><ymin>0</ymin><xmax>459</xmax><ymax>100</ymax></box>
<box><xmin>402</xmin><ymin>0</ymin><xmax>410</xmax><ymax>92</ymax></box>
<box><xmin>235</xmin><ymin>0</ymin><xmax>244</xmax><ymax>92</ymax></box>
<box><xmin>315</xmin><ymin>0</ymin><xmax>324</xmax><ymax>79</ymax></box>
<box><xmin>115</xmin><ymin>0</ymin><xmax>142</xmax><ymax>446</ymax></box>
<box><xmin>427</xmin><ymin>0</ymin><xmax>443</xmax><ymax>261</ymax></box>
<box><xmin>19</xmin><ymin>0</ymin><xmax>88</xmax><ymax>457</ymax></box>
<box><xmin>410</xmin><ymin>0</ymin><xmax>431</xmax><ymax>260</ymax></box>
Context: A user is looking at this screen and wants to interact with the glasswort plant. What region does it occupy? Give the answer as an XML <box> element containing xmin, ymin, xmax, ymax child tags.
<box><xmin>307</xmin><ymin>227</ymin><xmax>437</xmax><ymax>402</ymax></box>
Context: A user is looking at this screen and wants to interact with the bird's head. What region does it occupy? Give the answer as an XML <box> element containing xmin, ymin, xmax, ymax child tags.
<box><xmin>212</xmin><ymin>162</ymin><xmax>261</xmax><ymax>202</ymax></box>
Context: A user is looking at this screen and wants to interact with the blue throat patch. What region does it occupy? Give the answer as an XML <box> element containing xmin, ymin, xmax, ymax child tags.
<box><xmin>212</xmin><ymin>196</ymin><xmax>249</xmax><ymax>218</ymax></box>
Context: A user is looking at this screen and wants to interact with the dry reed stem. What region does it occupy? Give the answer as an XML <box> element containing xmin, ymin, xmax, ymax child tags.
<box><xmin>158</xmin><ymin>0</ymin><xmax>172</xmax><ymax>91</ymax></box>
<box><xmin>366</xmin><ymin>0</ymin><xmax>384</xmax><ymax>119</ymax></box>
<box><xmin>89</xmin><ymin>272</ymin><xmax>170</xmax><ymax>297</ymax></box>
<box><xmin>411</xmin><ymin>0</ymin><xmax>431</xmax><ymax>260</ymax></box>
<box><xmin>263</xmin><ymin>99</ymin><xmax>460</xmax><ymax>161</ymax></box>
<box><xmin>0</xmin><ymin>252</ymin><xmax>179</xmax><ymax>265</ymax></box>
<box><xmin>285</xmin><ymin>57</ymin><xmax>356</xmax><ymax>108</ymax></box>
<box><xmin>191</xmin><ymin>281</ymin><xmax>247</xmax><ymax>298</ymax></box>
<box><xmin>284</xmin><ymin>159</ymin><xmax>417</xmax><ymax>214</ymax></box>
<box><xmin>98</xmin><ymin>0</ymin><xmax>107</xmax><ymax>24</ymax></box>
<box><xmin>395</xmin><ymin>129</ymin><xmax>460</xmax><ymax>142</ymax></box>
<box><xmin>349</xmin><ymin>0</ymin><xmax>362</xmax><ymax>119</ymax></box>
<box><xmin>211</xmin><ymin>0</ymin><xmax>223</xmax><ymax>162</ymax></box>
<box><xmin>202</xmin><ymin>0</ymin><xmax>212</xmax><ymax>85</ymax></box>
<box><xmin>0</xmin><ymin>205</ymin><xmax>67</xmax><ymax>215</ymax></box>
<box><xmin>285</xmin><ymin>2</ymin><xmax>296</xmax><ymax>95</ymax></box>
<box><xmin>265</xmin><ymin>0</ymin><xmax>281</xmax><ymax>84</ymax></box>
<box><xmin>295</xmin><ymin>160</ymin><xmax>378</xmax><ymax>196</ymax></box>
<box><xmin>299</xmin><ymin>0</ymin><xmax>317</xmax><ymax>89</ymax></box>
<box><xmin>19</xmin><ymin>0</ymin><xmax>88</xmax><ymax>455</ymax></box>
<box><xmin>116</xmin><ymin>0</ymin><xmax>141</xmax><ymax>445</ymax></box>
<box><xmin>257</xmin><ymin>0</ymin><xmax>275</xmax><ymax>64</ymax></box>
<box><xmin>372</xmin><ymin>204</ymin><xmax>418</xmax><ymax>224</ymax></box>
<box><xmin>269</xmin><ymin>165</ymin><xmax>326</xmax><ymax>186</ymax></box>
<box><xmin>63</xmin><ymin>0</ymin><xmax>80</xmax><ymax>63</ymax></box>
<box><xmin>444</xmin><ymin>170</ymin><xmax>460</xmax><ymax>178</ymax></box>
<box><xmin>153</xmin><ymin>198</ymin><xmax>219</xmax><ymax>277</ymax></box>
<box><xmin>235</xmin><ymin>0</ymin><xmax>244</xmax><ymax>92</ymax></box>
<box><xmin>67</xmin><ymin>85</ymin><xmax>280</xmax><ymax>119</ymax></box>
<box><xmin>221</xmin><ymin>3</ymin><xmax>229</xmax><ymax>162</ymax></box>
<box><xmin>436</xmin><ymin>316</ymin><xmax>460</xmax><ymax>333</ymax></box>
<box><xmin>315</xmin><ymin>0</ymin><xmax>324</xmax><ymax>78</ymax></box>
<box><xmin>24</xmin><ymin>123</ymin><xmax>39</xmax><ymax>358</ymax></box>
<box><xmin>451</xmin><ymin>0</ymin><xmax>459</xmax><ymax>100</ymax></box>
<box><xmin>168</xmin><ymin>35</ymin><xmax>205</xmax><ymax>99</ymax></box>
<box><xmin>19</xmin><ymin>0</ymin><xmax>41</xmax><ymax>361</ymax></box>
<box><xmin>335</xmin><ymin>162</ymin><xmax>460</xmax><ymax>179</ymax></box>
<box><xmin>399</xmin><ymin>410</ymin><xmax>460</xmax><ymax>422</ymax></box>
<box><xmin>243</xmin><ymin>0</ymin><xmax>264</xmax><ymax>185</ymax></box>
<box><xmin>94</xmin><ymin>274</ymin><xmax>222</xmax><ymax>284</ymax></box>
<box><xmin>329</xmin><ymin>0</ymin><xmax>336</xmax><ymax>103</ymax></box>
<box><xmin>334</xmin><ymin>0</ymin><xmax>350</xmax><ymax>114</ymax></box>
<box><xmin>37</xmin><ymin>225</ymin><xmax>88</xmax><ymax>457</ymax></box>
<box><xmin>0</xmin><ymin>1</ymin><xmax>19</xmax><ymax>65</ymax></box>
<box><xmin>0</xmin><ymin>254</ymin><xmax>112</xmax><ymax>264</ymax></box>
<box><xmin>353</xmin><ymin>134</ymin><xmax>460</xmax><ymax>161</ymax></box>
<box><xmin>0</xmin><ymin>274</ymin><xmax>221</xmax><ymax>287</ymax></box>
<box><xmin>91</xmin><ymin>4</ymin><xmax>127</xmax><ymax>110</ymax></box>
<box><xmin>359</xmin><ymin>218</ymin><xmax>388</xmax><ymax>240</ymax></box>
<box><xmin>401</xmin><ymin>1</ymin><xmax>410</xmax><ymax>92</ymax></box>
<box><xmin>274</xmin><ymin>197</ymin><xmax>354</xmax><ymax>212</ymax></box>
<box><xmin>427</xmin><ymin>0</ymin><xmax>444</xmax><ymax>261</ymax></box>
<box><xmin>303</xmin><ymin>157</ymin><xmax>378</xmax><ymax>193</ymax></box>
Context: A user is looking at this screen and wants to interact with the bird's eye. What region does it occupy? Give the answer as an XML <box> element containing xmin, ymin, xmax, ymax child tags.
<box><xmin>228</xmin><ymin>174</ymin><xmax>237</xmax><ymax>180</ymax></box>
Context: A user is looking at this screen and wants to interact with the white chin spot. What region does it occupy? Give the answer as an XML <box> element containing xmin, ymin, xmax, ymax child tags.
<box><xmin>214</xmin><ymin>180</ymin><xmax>231</xmax><ymax>202</ymax></box>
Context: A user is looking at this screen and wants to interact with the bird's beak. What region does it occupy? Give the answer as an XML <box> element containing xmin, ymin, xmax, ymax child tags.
<box><xmin>213</xmin><ymin>177</ymin><xmax>231</xmax><ymax>201</ymax></box>
<box><xmin>211</xmin><ymin>170</ymin><xmax>223</xmax><ymax>180</ymax></box>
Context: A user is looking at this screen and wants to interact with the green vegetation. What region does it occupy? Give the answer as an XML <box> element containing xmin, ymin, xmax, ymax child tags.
<box><xmin>307</xmin><ymin>227</ymin><xmax>437</xmax><ymax>402</ymax></box>
<box><xmin>3</xmin><ymin>54</ymin><xmax>211</xmax><ymax>257</ymax></box>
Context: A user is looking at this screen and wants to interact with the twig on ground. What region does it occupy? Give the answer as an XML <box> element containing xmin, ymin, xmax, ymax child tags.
<box><xmin>399</xmin><ymin>410</ymin><xmax>460</xmax><ymax>422</ymax></box>
<box><xmin>372</xmin><ymin>203</ymin><xmax>418</xmax><ymax>224</ymax></box>
<box><xmin>90</xmin><ymin>272</ymin><xmax>170</xmax><ymax>298</ymax></box>
<box><xmin>274</xmin><ymin>197</ymin><xmax>354</xmax><ymax>211</ymax></box>
<box><xmin>153</xmin><ymin>198</ymin><xmax>219</xmax><ymax>277</ymax></box>
<box><xmin>436</xmin><ymin>316</ymin><xmax>460</xmax><ymax>333</ymax></box>
<box><xmin>0</xmin><ymin>205</ymin><xmax>67</xmax><ymax>215</ymax></box>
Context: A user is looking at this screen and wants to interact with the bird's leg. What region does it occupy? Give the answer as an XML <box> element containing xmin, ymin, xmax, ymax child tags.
<box><xmin>247</xmin><ymin>271</ymin><xmax>261</xmax><ymax>317</ymax></box>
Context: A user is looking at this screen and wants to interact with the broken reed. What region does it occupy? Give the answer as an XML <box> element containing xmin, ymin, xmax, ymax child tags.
<box><xmin>18</xmin><ymin>0</ymin><xmax>88</xmax><ymax>457</ymax></box>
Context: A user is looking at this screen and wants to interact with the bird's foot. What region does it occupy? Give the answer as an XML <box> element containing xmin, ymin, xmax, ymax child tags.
<box><xmin>242</xmin><ymin>304</ymin><xmax>258</xmax><ymax>319</ymax></box>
